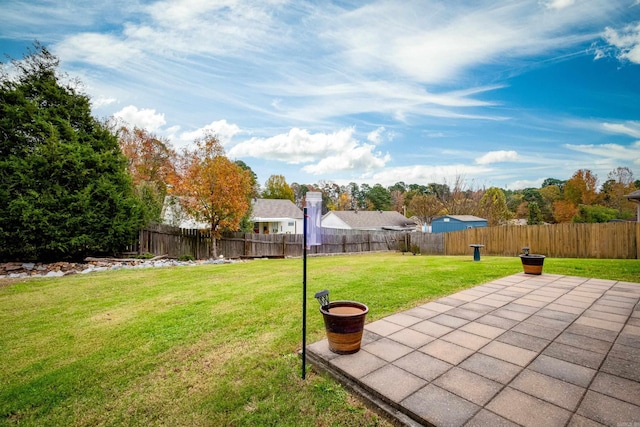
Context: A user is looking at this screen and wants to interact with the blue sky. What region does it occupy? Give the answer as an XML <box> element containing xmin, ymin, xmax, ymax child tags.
<box><xmin>2</xmin><ymin>0</ymin><xmax>640</xmax><ymax>190</ymax></box>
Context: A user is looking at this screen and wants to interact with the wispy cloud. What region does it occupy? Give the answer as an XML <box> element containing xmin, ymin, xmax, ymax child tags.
<box><xmin>91</xmin><ymin>97</ymin><xmax>117</xmax><ymax>108</ymax></box>
<box><xmin>602</xmin><ymin>121</ymin><xmax>640</xmax><ymax>138</ymax></box>
<box><xmin>565</xmin><ymin>141</ymin><xmax>640</xmax><ymax>165</ymax></box>
<box><xmin>47</xmin><ymin>0</ymin><xmax>621</xmax><ymax>129</ymax></box>
<box><xmin>321</xmin><ymin>0</ymin><xmax>611</xmax><ymax>84</ymax></box>
<box><xmin>542</xmin><ymin>0</ymin><xmax>576</xmax><ymax>10</ymax></box>
<box><xmin>55</xmin><ymin>33</ymin><xmax>140</xmax><ymax>68</ymax></box>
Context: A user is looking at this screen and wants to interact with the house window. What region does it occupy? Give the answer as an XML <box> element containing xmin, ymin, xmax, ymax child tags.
<box><xmin>288</xmin><ymin>222</ymin><xmax>294</xmax><ymax>226</ymax></box>
<box><xmin>444</xmin><ymin>218</ymin><xmax>450</xmax><ymax>222</ymax></box>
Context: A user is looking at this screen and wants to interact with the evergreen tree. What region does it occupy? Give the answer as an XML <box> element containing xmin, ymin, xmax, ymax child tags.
<box><xmin>0</xmin><ymin>43</ymin><xmax>144</xmax><ymax>261</ymax></box>
<box><xmin>365</xmin><ymin>184</ymin><xmax>392</xmax><ymax>211</ymax></box>
<box><xmin>527</xmin><ymin>202</ymin><xmax>544</xmax><ymax>225</ymax></box>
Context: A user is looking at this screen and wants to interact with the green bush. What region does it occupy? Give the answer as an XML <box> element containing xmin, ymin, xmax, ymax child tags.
<box><xmin>135</xmin><ymin>253</ymin><xmax>155</xmax><ymax>259</ymax></box>
<box><xmin>573</xmin><ymin>204</ymin><xmax>620</xmax><ymax>223</ymax></box>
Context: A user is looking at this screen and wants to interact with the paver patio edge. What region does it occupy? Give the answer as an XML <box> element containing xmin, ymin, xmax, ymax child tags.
<box><xmin>305</xmin><ymin>348</ymin><xmax>426</xmax><ymax>427</ymax></box>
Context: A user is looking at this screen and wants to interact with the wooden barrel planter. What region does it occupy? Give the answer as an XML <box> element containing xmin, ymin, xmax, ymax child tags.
<box><xmin>520</xmin><ymin>254</ymin><xmax>546</xmax><ymax>275</ymax></box>
<box><xmin>319</xmin><ymin>301</ymin><xmax>368</xmax><ymax>354</ymax></box>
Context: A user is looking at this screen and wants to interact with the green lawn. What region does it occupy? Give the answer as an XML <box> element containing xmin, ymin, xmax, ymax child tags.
<box><xmin>1</xmin><ymin>254</ymin><xmax>638</xmax><ymax>426</ymax></box>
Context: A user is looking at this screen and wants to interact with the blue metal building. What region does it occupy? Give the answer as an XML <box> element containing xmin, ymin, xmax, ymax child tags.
<box><xmin>431</xmin><ymin>215</ymin><xmax>488</xmax><ymax>233</ymax></box>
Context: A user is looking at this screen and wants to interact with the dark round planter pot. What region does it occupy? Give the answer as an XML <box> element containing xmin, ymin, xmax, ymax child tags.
<box><xmin>520</xmin><ymin>254</ymin><xmax>546</xmax><ymax>275</ymax></box>
<box><xmin>320</xmin><ymin>301</ymin><xmax>369</xmax><ymax>354</ymax></box>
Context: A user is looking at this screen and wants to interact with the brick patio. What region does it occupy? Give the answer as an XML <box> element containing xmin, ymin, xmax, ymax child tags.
<box><xmin>306</xmin><ymin>273</ymin><xmax>640</xmax><ymax>426</ymax></box>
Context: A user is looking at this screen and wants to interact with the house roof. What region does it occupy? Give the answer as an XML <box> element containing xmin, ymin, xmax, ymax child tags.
<box><xmin>625</xmin><ymin>190</ymin><xmax>640</xmax><ymax>201</ymax></box>
<box><xmin>251</xmin><ymin>198</ymin><xmax>303</xmax><ymax>220</ymax></box>
<box><xmin>434</xmin><ymin>215</ymin><xmax>487</xmax><ymax>222</ymax></box>
<box><xmin>323</xmin><ymin>210</ymin><xmax>414</xmax><ymax>229</ymax></box>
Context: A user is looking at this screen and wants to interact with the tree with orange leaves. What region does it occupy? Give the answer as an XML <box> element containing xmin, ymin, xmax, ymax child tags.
<box><xmin>118</xmin><ymin>126</ymin><xmax>176</xmax><ymax>184</ymax></box>
<box><xmin>564</xmin><ymin>169</ymin><xmax>599</xmax><ymax>206</ymax></box>
<box><xmin>118</xmin><ymin>126</ymin><xmax>177</xmax><ymax>222</ymax></box>
<box><xmin>175</xmin><ymin>133</ymin><xmax>252</xmax><ymax>258</ymax></box>
<box><xmin>553</xmin><ymin>200</ymin><xmax>579</xmax><ymax>223</ymax></box>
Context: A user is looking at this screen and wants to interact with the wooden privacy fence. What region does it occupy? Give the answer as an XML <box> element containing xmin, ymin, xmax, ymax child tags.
<box><xmin>129</xmin><ymin>224</ymin><xmax>410</xmax><ymax>259</ymax></box>
<box><xmin>135</xmin><ymin>223</ymin><xmax>212</xmax><ymax>259</ymax></box>
<box><xmin>444</xmin><ymin>222</ymin><xmax>640</xmax><ymax>259</ymax></box>
<box><xmin>218</xmin><ymin>229</ymin><xmax>407</xmax><ymax>259</ymax></box>
<box><xmin>128</xmin><ymin>221</ymin><xmax>640</xmax><ymax>260</ymax></box>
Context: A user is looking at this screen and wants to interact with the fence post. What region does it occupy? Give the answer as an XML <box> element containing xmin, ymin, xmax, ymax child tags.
<box><xmin>283</xmin><ymin>234</ymin><xmax>286</xmax><ymax>257</ymax></box>
<box><xmin>137</xmin><ymin>228</ymin><xmax>143</xmax><ymax>255</ymax></box>
<box><xmin>637</xmin><ymin>223</ymin><xmax>640</xmax><ymax>260</ymax></box>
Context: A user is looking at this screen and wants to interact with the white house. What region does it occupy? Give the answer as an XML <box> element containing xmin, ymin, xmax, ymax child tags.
<box><xmin>161</xmin><ymin>196</ymin><xmax>208</xmax><ymax>229</ymax></box>
<box><xmin>161</xmin><ymin>197</ymin><xmax>304</xmax><ymax>233</ymax></box>
<box><xmin>251</xmin><ymin>198</ymin><xmax>304</xmax><ymax>234</ymax></box>
<box><xmin>322</xmin><ymin>210</ymin><xmax>415</xmax><ymax>231</ymax></box>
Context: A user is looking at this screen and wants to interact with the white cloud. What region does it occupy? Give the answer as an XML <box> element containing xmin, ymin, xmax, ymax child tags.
<box><xmin>602</xmin><ymin>121</ymin><xmax>640</xmax><ymax>138</ymax></box>
<box><xmin>603</xmin><ymin>22</ymin><xmax>640</xmax><ymax>64</ymax></box>
<box><xmin>505</xmin><ymin>178</ymin><xmax>545</xmax><ymax>190</ymax></box>
<box><xmin>303</xmin><ymin>145</ymin><xmax>390</xmax><ymax>175</ymax></box>
<box><xmin>178</xmin><ymin>120</ymin><xmax>242</xmax><ymax>146</ymax></box>
<box><xmin>475</xmin><ymin>150</ymin><xmax>519</xmax><ymax>165</ymax></box>
<box><xmin>366</xmin><ymin>164</ymin><xmax>491</xmax><ymax>187</ymax></box>
<box><xmin>367</xmin><ymin>127</ymin><xmax>386</xmax><ymax>144</ymax></box>
<box><xmin>229</xmin><ymin>128</ymin><xmax>352</xmax><ymax>164</ymax></box>
<box><xmin>113</xmin><ymin>105</ymin><xmax>166</xmax><ymax>132</ymax></box>
<box><xmin>229</xmin><ymin>127</ymin><xmax>390</xmax><ymax>173</ymax></box>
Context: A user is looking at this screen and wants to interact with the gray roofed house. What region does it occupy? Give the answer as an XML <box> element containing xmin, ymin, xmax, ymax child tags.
<box><xmin>625</xmin><ymin>190</ymin><xmax>640</xmax><ymax>222</ymax></box>
<box><xmin>251</xmin><ymin>198</ymin><xmax>304</xmax><ymax>234</ymax></box>
<box><xmin>321</xmin><ymin>210</ymin><xmax>415</xmax><ymax>231</ymax></box>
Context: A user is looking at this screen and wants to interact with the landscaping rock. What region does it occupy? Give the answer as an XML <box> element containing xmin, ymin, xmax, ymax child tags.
<box><xmin>45</xmin><ymin>271</ymin><xmax>65</xmax><ymax>277</ymax></box>
<box><xmin>0</xmin><ymin>256</ymin><xmax>241</xmax><ymax>280</ymax></box>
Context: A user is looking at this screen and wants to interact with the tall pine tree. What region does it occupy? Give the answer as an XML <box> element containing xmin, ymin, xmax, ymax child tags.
<box><xmin>0</xmin><ymin>43</ymin><xmax>145</xmax><ymax>261</ymax></box>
